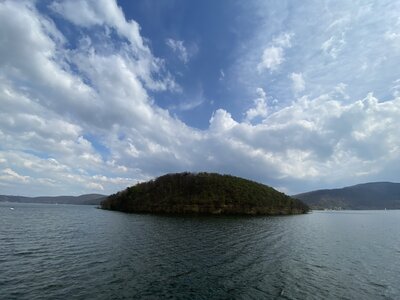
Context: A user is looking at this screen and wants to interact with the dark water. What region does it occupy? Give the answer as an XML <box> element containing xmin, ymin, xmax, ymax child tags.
<box><xmin>0</xmin><ymin>203</ymin><xmax>399</xmax><ymax>300</ymax></box>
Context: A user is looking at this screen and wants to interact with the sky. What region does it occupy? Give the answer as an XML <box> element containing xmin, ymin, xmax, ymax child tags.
<box><xmin>1</xmin><ymin>0</ymin><xmax>400</xmax><ymax>196</ymax></box>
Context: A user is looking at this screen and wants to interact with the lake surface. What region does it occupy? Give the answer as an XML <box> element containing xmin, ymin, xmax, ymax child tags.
<box><xmin>0</xmin><ymin>203</ymin><xmax>399</xmax><ymax>300</ymax></box>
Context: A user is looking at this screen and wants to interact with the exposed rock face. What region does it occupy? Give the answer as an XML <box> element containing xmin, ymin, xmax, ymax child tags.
<box><xmin>101</xmin><ymin>172</ymin><xmax>309</xmax><ymax>215</ymax></box>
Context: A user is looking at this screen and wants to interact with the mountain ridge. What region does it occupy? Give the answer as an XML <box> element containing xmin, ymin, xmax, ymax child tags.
<box><xmin>0</xmin><ymin>194</ymin><xmax>106</xmax><ymax>205</ymax></box>
<box><xmin>294</xmin><ymin>182</ymin><xmax>400</xmax><ymax>209</ymax></box>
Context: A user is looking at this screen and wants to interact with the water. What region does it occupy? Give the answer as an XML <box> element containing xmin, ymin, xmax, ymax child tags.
<box><xmin>0</xmin><ymin>203</ymin><xmax>399</xmax><ymax>300</ymax></box>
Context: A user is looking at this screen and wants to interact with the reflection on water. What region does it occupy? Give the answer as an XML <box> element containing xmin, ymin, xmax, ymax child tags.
<box><xmin>0</xmin><ymin>203</ymin><xmax>399</xmax><ymax>299</ymax></box>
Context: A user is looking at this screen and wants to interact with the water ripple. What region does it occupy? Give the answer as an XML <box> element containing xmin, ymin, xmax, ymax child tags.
<box><xmin>0</xmin><ymin>204</ymin><xmax>399</xmax><ymax>299</ymax></box>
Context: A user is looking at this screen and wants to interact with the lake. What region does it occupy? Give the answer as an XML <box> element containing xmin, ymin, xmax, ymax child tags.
<box><xmin>0</xmin><ymin>203</ymin><xmax>399</xmax><ymax>299</ymax></box>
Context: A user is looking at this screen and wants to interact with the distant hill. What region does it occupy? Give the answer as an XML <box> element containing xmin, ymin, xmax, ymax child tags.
<box><xmin>101</xmin><ymin>172</ymin><xmax>309</xmax><ymax>215</ymax></box>
<box><xmin>294</xmin><ymin>182</ymin><xmax>400</xmax><ymax>210</ymax></box>
<box><xmin>0</xmin><ymin>194</ymin><xmax>106</xmax><ymax>205</ymax></box>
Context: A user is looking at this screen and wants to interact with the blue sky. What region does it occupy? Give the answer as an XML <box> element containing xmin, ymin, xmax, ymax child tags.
<box><xmin>1</xmin><ymin>0</ymin><xmax>400</xmax><ymax>196</ymax></box>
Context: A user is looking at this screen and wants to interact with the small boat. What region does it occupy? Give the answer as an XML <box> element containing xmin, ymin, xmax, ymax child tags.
<box><xmin>9</xmin><ymin>207</ymin><xmax>14</xmax><ymax>210</ymax></box>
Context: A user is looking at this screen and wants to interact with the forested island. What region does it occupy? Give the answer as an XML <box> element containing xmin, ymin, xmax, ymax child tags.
<box><xmin>101</xmin><ymin>172</ymin><xmax>309</xmax><ymax>215</ymax></box>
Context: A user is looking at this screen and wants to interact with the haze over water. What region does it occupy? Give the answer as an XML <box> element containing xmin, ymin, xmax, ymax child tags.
<box><xmin>1</xmin><ymin>203</ymin><xmax>399</xmax><ymax>299</ymax></box>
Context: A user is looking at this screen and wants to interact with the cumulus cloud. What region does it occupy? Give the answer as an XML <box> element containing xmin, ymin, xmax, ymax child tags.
<box><xmin>0</xmin><ymin>150</ymin><xmax>135</xmax><ymax>195</ymax></box>
<box><xmin>257</xmin><ymin>33</ymin><xmax>293</xmax><ymax>72</ymax></box>
<box><xmin>244</xmin><ymin>88</ymin><xmax>268</xmax><ymax>122</ymax></box>
<box><xmin>51</xmin><ymin>0</ymin><xmax>178</xmax><ymax>92</ymax></box>
<box><xmin>207</xmin><ymin>93</ymin><xmax>400</xmax><ymax>192</ymax></box>
<box><xmin>0</xmin><ymin>0</ymin><xmax>182</xmax><ymax>195</ymax></box>
<box><xmin>209</xmin><ymin>109</ymin><xmax>238</xmax><ymax>132</ymax></box>
<box><xmin>258</xmin><ymin>47</ymin><xmax>284</xmax><ymax>72</ymax></box>
<box><xmin>289</xmin><ymin>73</ymin><xmax>305</xmax><ymax>94</ymax></box>
<box><xmin>1</xmin><ymin>0</ymin><xmax>400</xmax><ymax>197</ymax></box>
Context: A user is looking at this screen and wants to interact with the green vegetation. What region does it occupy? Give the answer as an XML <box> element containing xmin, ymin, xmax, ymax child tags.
<box><xmin>101</xmin><ymin>172</ymin><xmax>309</xmax><ymax>215</ymax></box>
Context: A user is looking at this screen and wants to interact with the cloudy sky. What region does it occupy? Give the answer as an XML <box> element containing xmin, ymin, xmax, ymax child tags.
<box><xmin>1</xmin><ymin>0</ymin><xmax>400</xmax><ymax>196</ymax></box>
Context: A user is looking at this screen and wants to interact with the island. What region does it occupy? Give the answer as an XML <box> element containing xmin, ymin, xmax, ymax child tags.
<box><xmin>101</xmin><ymin>172</ymin><xmax>309</xmax><ymax>215</ymax></box>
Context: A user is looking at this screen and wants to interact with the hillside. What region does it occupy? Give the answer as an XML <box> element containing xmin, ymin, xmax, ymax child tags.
<box><xmin>0</xmin><ymin>194</ymin><xmax>106</xmax><ymax>205</ymax></box>
<box><xmin>295</xmin><ymin>182</ymin><xmax>400</xmax><ymax>210</ymax></box>
<box><xmin>101</xmin><ymin>172</ymin><xmax>309</xmax><ymax>215</ymax></box>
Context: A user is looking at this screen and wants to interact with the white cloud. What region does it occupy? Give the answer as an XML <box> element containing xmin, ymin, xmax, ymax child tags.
<box><xmin>385</xmin><ymin>31</ymin><xmax>400</xmax><ymax>41</ymax></box>
<box><xmin>0</xmin><ymin>151</ymin><xmax>135</xmax><ymax>195</ymax></box>
<box><xmin>327</xmin><ymin>16</ymin><xmax>350</xmax><ymax>30</ymax></box>
<box><xmin>321</xmin><ymin>34</ymin><xmax>346</xmax><ymax>59</ymax></box>
<box><xmin>51</xmin><ymin>0</ymin><xmax>178</xmax><ymax>92</ymax></box>
<box><xmin>166</xmin><ymin>38</ymin><xmax>190</xmax><ymax>63</ymax></box>
<box><xmin>207</xmin><ymin>93</ymin><xmax>400</xmax><ymax>192</ymax></box>
<box><xmin>335</xmin><ymin>82</ymin><xmax>349</xmax><ymax>99</ymax></box>
<box><xmin>385</xmin><ymin>31</ymin><xmax>400</xmax><ymax>49</ymax></box>
<box><xmin>258</xmin><ymin>46</ymin><xmax>284</xmax><ymax>72</ymax></box>
<box><xmin>0</xmin><ymin>168</ymin><xmax>30</xmax><ymax>183</ymax></box>
<box><xmin>219</xmin><ymin>69</ymin><xmax>225</xmax><ymax>81</ymax></box>
<box><xmin>245</xmin><ymin>88</ymin><xmax>268</xmax><ymax>122</ymax></box>
<box><xmin>391</xmin><ymin>79</ymin><xmax>400</xmax><ymax>97</ymax></box>
<box><xmin>232</xmin><ymin>1</ymin><xmax>400</xmax><ymax>116</ymax></box>
<box><xmin>0</xmin><ymin>0</ymin><xmax>183</xmax><ymax>195</ymax></box>
<box><xmin>257</xmin><ymin>33</ymin><xmax>293</xmax><ymax>72</ymax></box>
<box><xmin>169</xmin><ymin>87</ymin><xmax>205</xmax><ymax>111</ymax></box>
<box><xmin>50</xmin><ymin>0</ymin><xmax>146</xmax><ymax>52</ymax></box>
<box><xmin>273</xmin><ymin>32</ymin><xmax>293</xmax><ymax>48</ymax></box>
<box><xmin>209</xmin><ymin>109</ymin><xmax>237</xmax><ymax>132</ymax></box>
<box><xmin>174</xmin><ymin>98</ymin><xmax>203</xmax><ymax>111</ymax></box>
<box><xmin>2</xmin><ymin>1</ymin><xmax>400</xmax><ymax>197</ymax></box>
<box><xmin>289</xmin><ymin>73</ymin><xmax>305</xmax><ymax>94</ymax></box>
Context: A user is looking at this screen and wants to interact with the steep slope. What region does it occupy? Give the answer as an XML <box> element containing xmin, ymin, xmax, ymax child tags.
<box><xmin>101</xmin><ymin>172</ymin><xmax>309</xmax><ymax>215</ymax></box>
<box><xmin>295</xmin><ymin>182</ymin><xmax>400</xmax><ymax>209</ymax></box>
